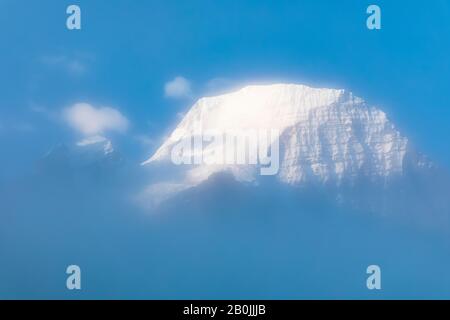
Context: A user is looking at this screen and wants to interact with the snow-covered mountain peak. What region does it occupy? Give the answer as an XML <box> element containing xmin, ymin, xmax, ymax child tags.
<box><xmin>143</xmin><ymin>83</ymin><xmax>414</xmax><ymax>189</ymax></box>
<box><xmin>77</xmin><ymin>135</ymin><xmax>114</xmax><ymax>155</ymax></box>
<box><xmin>169</xmin><ymin>84</ymin><xmax>352</xmax><ymax>135</ymax></box>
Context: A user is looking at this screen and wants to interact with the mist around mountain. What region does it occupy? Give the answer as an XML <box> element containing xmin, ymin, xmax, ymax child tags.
<box><xmin>2</xmin><ymin>163</ymin><xmax>450</xmax><ymax>299</ymax></box>
<box><xmin>1</xmin><ymin>84</ymin><xmax>450</xmax><ymax>299</ymax></box>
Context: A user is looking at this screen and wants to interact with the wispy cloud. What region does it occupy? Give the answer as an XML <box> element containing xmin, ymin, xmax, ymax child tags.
<box><xmin>40</xmin><ymin>53</ymin><xmax>93</xmax><ymax>77</ymax></box>
<box><xmin>164</xmin><ymin>76</ymin><xmax>192</xmax><ymax>99</ymax></box>
<box><xmin>205</xmin><ymin>77</ymin><xmax>232</xmax><ymax>91</ymax></box>
<box><xmin>63</xmin><ymin>103</ymin><xmax>129</xmax><ymax>136</ymax></box>
<box><xmin>0</xmin><ymin>121</ymin><xmax>34</xmax><ymax>134</ymax></box>
<box><xmin>134</xmin><ymin>134</ymin><xmax>156</xmax><ymax>147</ymax></box>
<box><xmin>29</xmin><ymin>102</ymin><xmax>58</xmax><ymax>120</ymax></box>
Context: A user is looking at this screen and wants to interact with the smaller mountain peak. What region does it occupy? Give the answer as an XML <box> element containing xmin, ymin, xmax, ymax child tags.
<box><xmin>76</xmin><ymin>135</ymin><xmax>115</xmax><ymax>156</ymax></box>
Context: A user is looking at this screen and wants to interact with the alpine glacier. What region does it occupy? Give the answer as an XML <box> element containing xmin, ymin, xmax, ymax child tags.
<box><xmin>143</xmin><ymin>84</ymin><xmax>415</xmax><ymax>190</ymax></box>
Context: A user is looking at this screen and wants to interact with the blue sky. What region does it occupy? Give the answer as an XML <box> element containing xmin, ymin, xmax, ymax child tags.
<box><xmin>2</xmin><ymin>0</ymin><xmax>450</xmax><ymax>300</ymax></box>
<box><xmin>1</xmin><ymin>0</ymin><xmax>450</xmax><ymax>177</ymax></box>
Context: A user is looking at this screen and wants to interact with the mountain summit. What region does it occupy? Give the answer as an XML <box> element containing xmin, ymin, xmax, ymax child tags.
<box><xmin>137</xmin><ymin>83</ymin><xmax>450</xmax><ymax>230</ymax></box>
<box><xmin>144</xmin><ymin>84</ymin><xmax>426</xmax><ymax>188</ymax></box>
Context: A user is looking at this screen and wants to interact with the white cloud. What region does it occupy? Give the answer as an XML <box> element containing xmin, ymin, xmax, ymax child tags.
<box><xmin>63</xmin><ymin>103</ymin><xmax>129</xmax><ymax>136</ymax></box>
<box><xmin>164</xmin><ymin>76</ymin><xmax>192</xmax><ymax>99</ymax></box>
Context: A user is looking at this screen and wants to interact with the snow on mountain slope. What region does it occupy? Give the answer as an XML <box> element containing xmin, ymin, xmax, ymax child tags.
<box><xmin>143</xmin><ymin>84</ymin><xmax>413</xmax><ymax>189</ymax></box>
<box><xmin>38</xmin><ymin>135</ymin><xmax>123</xmax><ymax>177</ymax></box>
<box><xmin>76</xmin><ymin>135</ymin><xmax>115</xmax><ymax>155</ymax></box>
